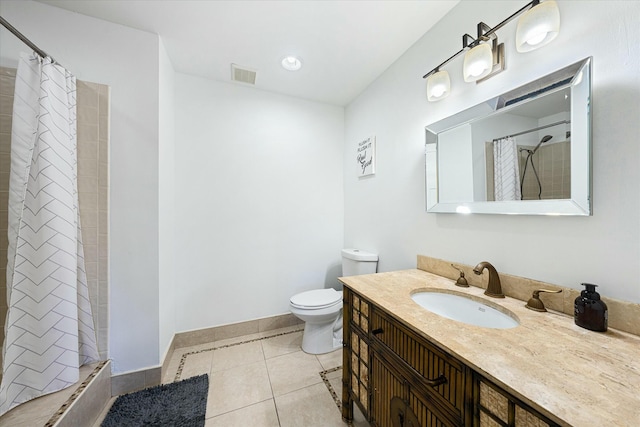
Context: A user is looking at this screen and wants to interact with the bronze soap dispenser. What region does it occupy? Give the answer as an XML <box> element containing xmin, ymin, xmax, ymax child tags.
<box><xmin>574</xmin><ymin>283</ymin><xmax>608</xmax><ymax>332</ymax></box>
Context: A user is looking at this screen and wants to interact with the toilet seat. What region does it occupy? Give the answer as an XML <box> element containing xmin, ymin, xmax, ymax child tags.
<box><xmin>290</xmin><ymin>289</ymin><xmax>341</xmax><ymax>309</ymax></box>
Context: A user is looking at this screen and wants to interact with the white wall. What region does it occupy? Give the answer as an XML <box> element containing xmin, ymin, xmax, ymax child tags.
<box><xmin>174</xmin><ymin>75</ymin><xmax>344</xmax><ymax>331</ymax></box>
<box><xmin>158</xmin><ymin>38</ymin><xmax>176</xmax><ymax>359</ymax></box>
<box><xmin>0</xmin><ymin>0</ymin><xmax>162</xmax><ymax>373</ymax></box>
<box><xmin>345</xmin><ymin>1</ymin><xmax>640</xmax><ymax>303</ymax></box>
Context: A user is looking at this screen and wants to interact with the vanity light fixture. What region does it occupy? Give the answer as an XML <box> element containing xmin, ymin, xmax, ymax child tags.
<box><xmin>424</xmin><ymin>0</ymin><xmax>560</xmax><ymax>101</ymax></box>
<box><xmin>426</xmin><ymin>69</ymin><xmax>450</xmax><ymax>101</ymax></box>
<box><xmin>462</xmin><ymin>24</ymin><xmax>505</xmax><ymax>83</ymax></box>
<box><xmin>281</xmin><ymin>55</ymin><xmax>302</xmax><ymax>71</ymax></box>
<box><xmin>516</xmin><ymin>0</ymin><xmax>560</xmax><ymax>52</ymax></box>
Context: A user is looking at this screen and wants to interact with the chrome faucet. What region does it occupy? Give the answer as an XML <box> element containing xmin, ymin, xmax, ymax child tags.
<box><xmin>473</xmin><ymin>261</ymin><xmax>505</xmax><ymax>298</ymax></box>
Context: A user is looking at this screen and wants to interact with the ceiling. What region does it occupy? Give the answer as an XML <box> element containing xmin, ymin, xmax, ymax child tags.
<box><xmin>36</xmin><ymin>0</ymin><xmax>459</xmax><ymax>106</ymax></box>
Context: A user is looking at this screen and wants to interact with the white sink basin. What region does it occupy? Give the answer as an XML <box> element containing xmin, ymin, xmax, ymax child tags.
<box><xmin>411</xmin><ymin>290</ymin><xmax>519</xmax><ymax>329</ymax></box>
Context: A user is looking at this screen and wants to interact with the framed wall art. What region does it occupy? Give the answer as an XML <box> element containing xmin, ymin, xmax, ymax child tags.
<box><xmin>357</xmin><ymin>135</ymin><xmax>375</xmax><ymax>177</ymax></box>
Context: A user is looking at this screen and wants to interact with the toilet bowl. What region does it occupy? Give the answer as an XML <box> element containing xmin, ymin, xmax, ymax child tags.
<box><xmin>289</xmin><ymin>248</ymin><xmax>378</xmax><ymax>354</ymax></box>
<box><xmin>290</xmin><ymin>288</ymin><xmax>343</xmax><ymax>354</ymax></box>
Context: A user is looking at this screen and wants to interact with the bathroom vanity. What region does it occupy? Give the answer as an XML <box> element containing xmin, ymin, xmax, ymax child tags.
<box><xmin>340</xmin><ymin>269</ymin><xmax>640</xmax><ymax>427</ymax></box>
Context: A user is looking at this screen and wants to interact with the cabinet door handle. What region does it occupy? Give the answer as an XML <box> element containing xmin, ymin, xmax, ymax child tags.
<box><xmin>425</xmin><ymin>373</ymin><xmax>447</xmax><ymax>387</ymax></box>
<box><xmin>372</xmin><ymin>328</ymin><xmax>384</xmax><ymax>335</ymax></box>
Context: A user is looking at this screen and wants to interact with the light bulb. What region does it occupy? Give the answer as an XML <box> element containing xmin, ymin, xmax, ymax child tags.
<box><xmin>431</xmin><ymin>85</ymin><xmax>446</xmax><ymax>98</ymax></box>
<box><xmin>468</xmin><ymin>63</ymin><xmax>486</xmax><ymax>77</ymax></box>
<box><xmin>516</xmin><ymin>0</ymin><xmax>560</xmax><ymax>52</ymax></box>
<box><xmin>281</xmin><ymin>56</ymin><xmax>302</xmax><ymax>71</ymax></box>
<box><xmin>526</xmin><ymin>31</ymin><xmax>548</xmax><ymax>46</ymax></box>
<box><xmin>463</xmin><ymin>43</ymin><xmax>492</xmax><ymax>82</ymax></box>
<box><xmin>426</xmin><ymin>70</ymin><xmax>450</xmax><ymax>102</ymax></box>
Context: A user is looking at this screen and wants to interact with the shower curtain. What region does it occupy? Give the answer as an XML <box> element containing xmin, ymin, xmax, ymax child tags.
<box><xmin>493</xmin><ymin>137</ymin><xmax>521</xmax><ymax>201</ymax></box>
<box><xmin>0</xmin><ymin>53</ymin><xmax>99</xmax><ymax>416</ymax></box>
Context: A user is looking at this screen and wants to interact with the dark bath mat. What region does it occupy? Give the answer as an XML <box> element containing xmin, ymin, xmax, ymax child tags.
<box><xmin>101</xmin><ymin>374</ymin><xmax>208</xmax><ymax>427</ymax></box>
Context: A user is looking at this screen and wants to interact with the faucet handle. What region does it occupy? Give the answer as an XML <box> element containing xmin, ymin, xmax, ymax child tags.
<box><xmin>451</xmin><ymin>264</ymin><xmax>469</xmax><ymax>287</ymax></box>
<box><xmin>525</xmin><ymin>289</ymin><xmax>562</xmax><ymax>312</ymax></box>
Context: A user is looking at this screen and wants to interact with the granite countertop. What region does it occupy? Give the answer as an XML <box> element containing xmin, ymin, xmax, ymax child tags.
<box><xmin>340</xmin><ymin>269</ymin><xmax>640</xmax><ymax>427</ymax></box>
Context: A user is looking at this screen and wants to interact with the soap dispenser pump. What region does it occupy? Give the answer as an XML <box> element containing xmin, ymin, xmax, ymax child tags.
<box><xmin>574</xmin><ymin>283</ymin><xmax>608</xmax><ymax>332</ymax></box>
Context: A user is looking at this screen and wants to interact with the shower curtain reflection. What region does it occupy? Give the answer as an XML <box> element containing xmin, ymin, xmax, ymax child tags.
<box><xmin>493</xmin><ymin>137</ymin><xmax>521</xmax><ymax>201</ymax></box>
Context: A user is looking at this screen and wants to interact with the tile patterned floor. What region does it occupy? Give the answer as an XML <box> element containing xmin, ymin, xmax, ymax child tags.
<box><xmin>96</xmin><ymin>325</ymin><xmax>369</xmax><ymax>426</ymax></box>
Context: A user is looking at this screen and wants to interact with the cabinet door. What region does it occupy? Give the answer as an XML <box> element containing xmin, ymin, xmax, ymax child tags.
<box><xmin>343</xmin><ymin>288</ymin><xmax>371</xmax><ymax>421</ymax></box>
<box><xmin>476</xmin><ymin>378</ymin><xmax>559</xmax><ymax>427</ymax></box>
<box><xmin>350</xmin><ymin>328</ymin><xmax>370</xmax><ymax>413</ymax></box>
<box><xmin>371</xmin><ymin>307</ymin><xmax>469</xmax><ymax>424</ymax></box>
<box><xmin>371</xmin><ymin>352</ymin><xmax>457</xmax><ymax>427</ymax></box>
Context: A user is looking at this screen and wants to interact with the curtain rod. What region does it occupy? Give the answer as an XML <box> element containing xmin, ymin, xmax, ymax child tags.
<box><xmin>0</xmin><ymin>15</ymin><xmax>57</xmax><ymax>64</ymax></box>
<box><xmin>493</xmin><ymin>120</ymin><xmax>571</xmax><ymax>141</ymax></box>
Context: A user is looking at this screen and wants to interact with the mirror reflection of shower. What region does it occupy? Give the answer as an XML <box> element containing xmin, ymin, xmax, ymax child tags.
<box><xmin>519</xmin><ymin>135</ymin><xmax>552</xmax><ymax>199</ymax></box>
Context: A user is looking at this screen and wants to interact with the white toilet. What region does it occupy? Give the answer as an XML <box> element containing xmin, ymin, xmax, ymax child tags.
<box><xmin>290</xmin><ymin>248</ymin><xmax>378</xmax><ymax>354</ymax></box>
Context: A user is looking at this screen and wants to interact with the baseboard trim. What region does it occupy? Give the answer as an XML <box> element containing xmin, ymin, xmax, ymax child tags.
<box><xmin>111</xmin><ymin>313</ymin><xmax>302</xmax><ymax>396</ymax></box>
<box><xmin>160</xmin><ymin>334</ymin><xmax>176</xmax><ymax>382</ymax></box>
<box><xmin>110</xmin><ymin>366</ymin><xmax>162</xmax><ymax>396</ymax></box>
<box><xmin>173</xmin><ymin>312</ymin><xmax>302</xmax><ymax>349</ymax></box>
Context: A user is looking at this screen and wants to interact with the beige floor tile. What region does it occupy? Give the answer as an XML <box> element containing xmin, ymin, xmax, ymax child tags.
<box><xmin>175</xmin><ymin>341</ymin><xmax>217</xmax><ymax>354</ymax></box>
<box><xmin>162</xmin><ymin>360</ymin><xmax>181</xmax><ymax>384</ymax></box>
<box><xmin>266</xmin><ymin>350</ymin><xmax>324</xmax><ymax>397</ymax></box>
<box><xmin>257</xmin><ymin>324</ymin><xmax>304</xmax><ymax>339</ymax></box>
<box><xmin>316</xmin><ymin>348</ymin><xmax>343</xmax><ymax>370</ymax></box>
<box><xmin>162</xmin><ymin>351</ymin><xmax>185</xmax><ymax>383</ymax></box>
<box><xmin>325</xmin><ymin>367</ymin><xmax>343</xmax><ymax>381</ymax></box>
<box><xmin>206</xmin><ymin>360</ymin><xmax>272</xmax><ymax>417</ymax></box>
<box><xmin>212</xmin><ymin>340</ymin><xmax>264</xmax><ymax>372</ymax></box>
<box><xmin>4</xmin><ymin>327</ymin><xmax>360</xmax><ymax>427</ymax></box>
<box><xmin>261</xmin><ymin>331</ymin><xmax>303</xmax><ymax>359</ymax></box>
<box><xmin>328</xmin><ymin>376</ymin><xmax>342</xmax><ymax>398</ymax></box>
<box><xmin>205</xmin><ymin>399</ymin><xmax>280</xmax><ymax>427</ymax></box>
<box><xmin>212</xmin><ymin>332</ymin><xmax>263</xmax><ymax>348</ymax></box>
<box><xmin>275</xmin><ymin>382</ymin><xmax>345</xmax><ymax>427</ymax></box>
<box><xmin>180</xmin><ymin>350</ymin><xmax>214</xmax><ymax>380</ymax></box>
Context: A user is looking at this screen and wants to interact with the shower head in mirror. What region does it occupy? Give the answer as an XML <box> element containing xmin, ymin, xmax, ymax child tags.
<box><xmin>533</xmin><ymin>135</ymin><xmax>553</xmax><ymax>153</ymax></box>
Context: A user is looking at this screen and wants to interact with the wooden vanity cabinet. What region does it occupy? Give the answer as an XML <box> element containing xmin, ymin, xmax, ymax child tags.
<box><xmin>343</xmin><ymin>287</ymin><xmax>560</xmax><ymax>427</ymax></box>
<box><xmin>475</xmin><ymin>377</ymin><xmax>560</xmax><ymax>427</ymax></box>
<box><xmin>370</xmin><ymin>307</ymin><xmax>473</xmax><ymax>427</ymax></box>
<box><xmin>343</xmin><ymin>290</ymin><xmax>372</xmax><ymax>419</ymax></box>
<box><xmin>343</xmin><ymin>287</ymin><xmax>472</xmax><ymax>426</ymax></box>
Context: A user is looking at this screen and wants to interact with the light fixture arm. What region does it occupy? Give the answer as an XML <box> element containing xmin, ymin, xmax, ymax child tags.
<box><xmin>422</xmin><ymin>0</ymin><xmax>539</xmax><ymax>79</ymax></box>
<box><xmin>423</xmin><ymin>45</ymin><xmax>466</xmax><ymax>79</ymax></box>
<box><xmin>462</xmin><ymin>33</ymin><xmax>476</xmax><ymax>48</ymax></box>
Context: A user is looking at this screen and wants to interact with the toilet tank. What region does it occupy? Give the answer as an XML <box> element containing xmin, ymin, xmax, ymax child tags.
<box><xmin>342</xmin><ymin>249</ymin><xmax>378</xmax><ymax>276</ymax></box>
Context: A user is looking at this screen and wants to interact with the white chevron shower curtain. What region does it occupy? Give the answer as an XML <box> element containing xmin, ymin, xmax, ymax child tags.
<box><xmin>0</xmin><ymin>53</ymin><xmax>99</xmax><ymax>416</ymax></box>
<box><xmin>493</xmin><ymin>137</ymin><xmax>522</xmax><ymax>201</ymax></box>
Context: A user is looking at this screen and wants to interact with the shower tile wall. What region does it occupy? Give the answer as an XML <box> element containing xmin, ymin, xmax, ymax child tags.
<box><xmin>77</xmin><ymin>80</ymin><xmax>110</xmax><ymax>361</ymax></box>
<box><xmin>520</xmin><ymin>141</ymin><xmax>571</xmax><ymax>200</ymax></box>
<box><xmin>0</xmin><ymin>67</ymin><xmax>110</xmax><ymax>365</ymax></box>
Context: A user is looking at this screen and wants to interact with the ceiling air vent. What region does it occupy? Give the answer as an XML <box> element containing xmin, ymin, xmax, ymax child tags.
<box><xmin>231</xmin><ymin>64</ymin><xmax>257</xmax><ymax>85</ymax></box>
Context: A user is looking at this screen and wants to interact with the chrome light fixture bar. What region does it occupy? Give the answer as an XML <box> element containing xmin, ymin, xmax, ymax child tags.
<box><xmin>424</xmin><ymin>0</ymin><xmax>560</xmax><ymax>102</ymax></box>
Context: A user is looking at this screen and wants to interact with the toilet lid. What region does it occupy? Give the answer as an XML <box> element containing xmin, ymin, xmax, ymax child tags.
<box><xmin>290</xmin><ymin>289</ymin><xmax>341</xmax><ymax>309</ymax></box>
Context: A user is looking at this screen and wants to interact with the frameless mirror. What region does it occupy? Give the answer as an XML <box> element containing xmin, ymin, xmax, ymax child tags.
<box><xmin>425</xmin><ymin>57</ymin><xmax>591</xmax><ymax>215</ymax></box>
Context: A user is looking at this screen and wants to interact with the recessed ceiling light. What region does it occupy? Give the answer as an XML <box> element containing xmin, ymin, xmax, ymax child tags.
<box><xmin>281</xmin><ymin>55</ymin><xmax>302</xmax><ymax>71</ymax></box>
